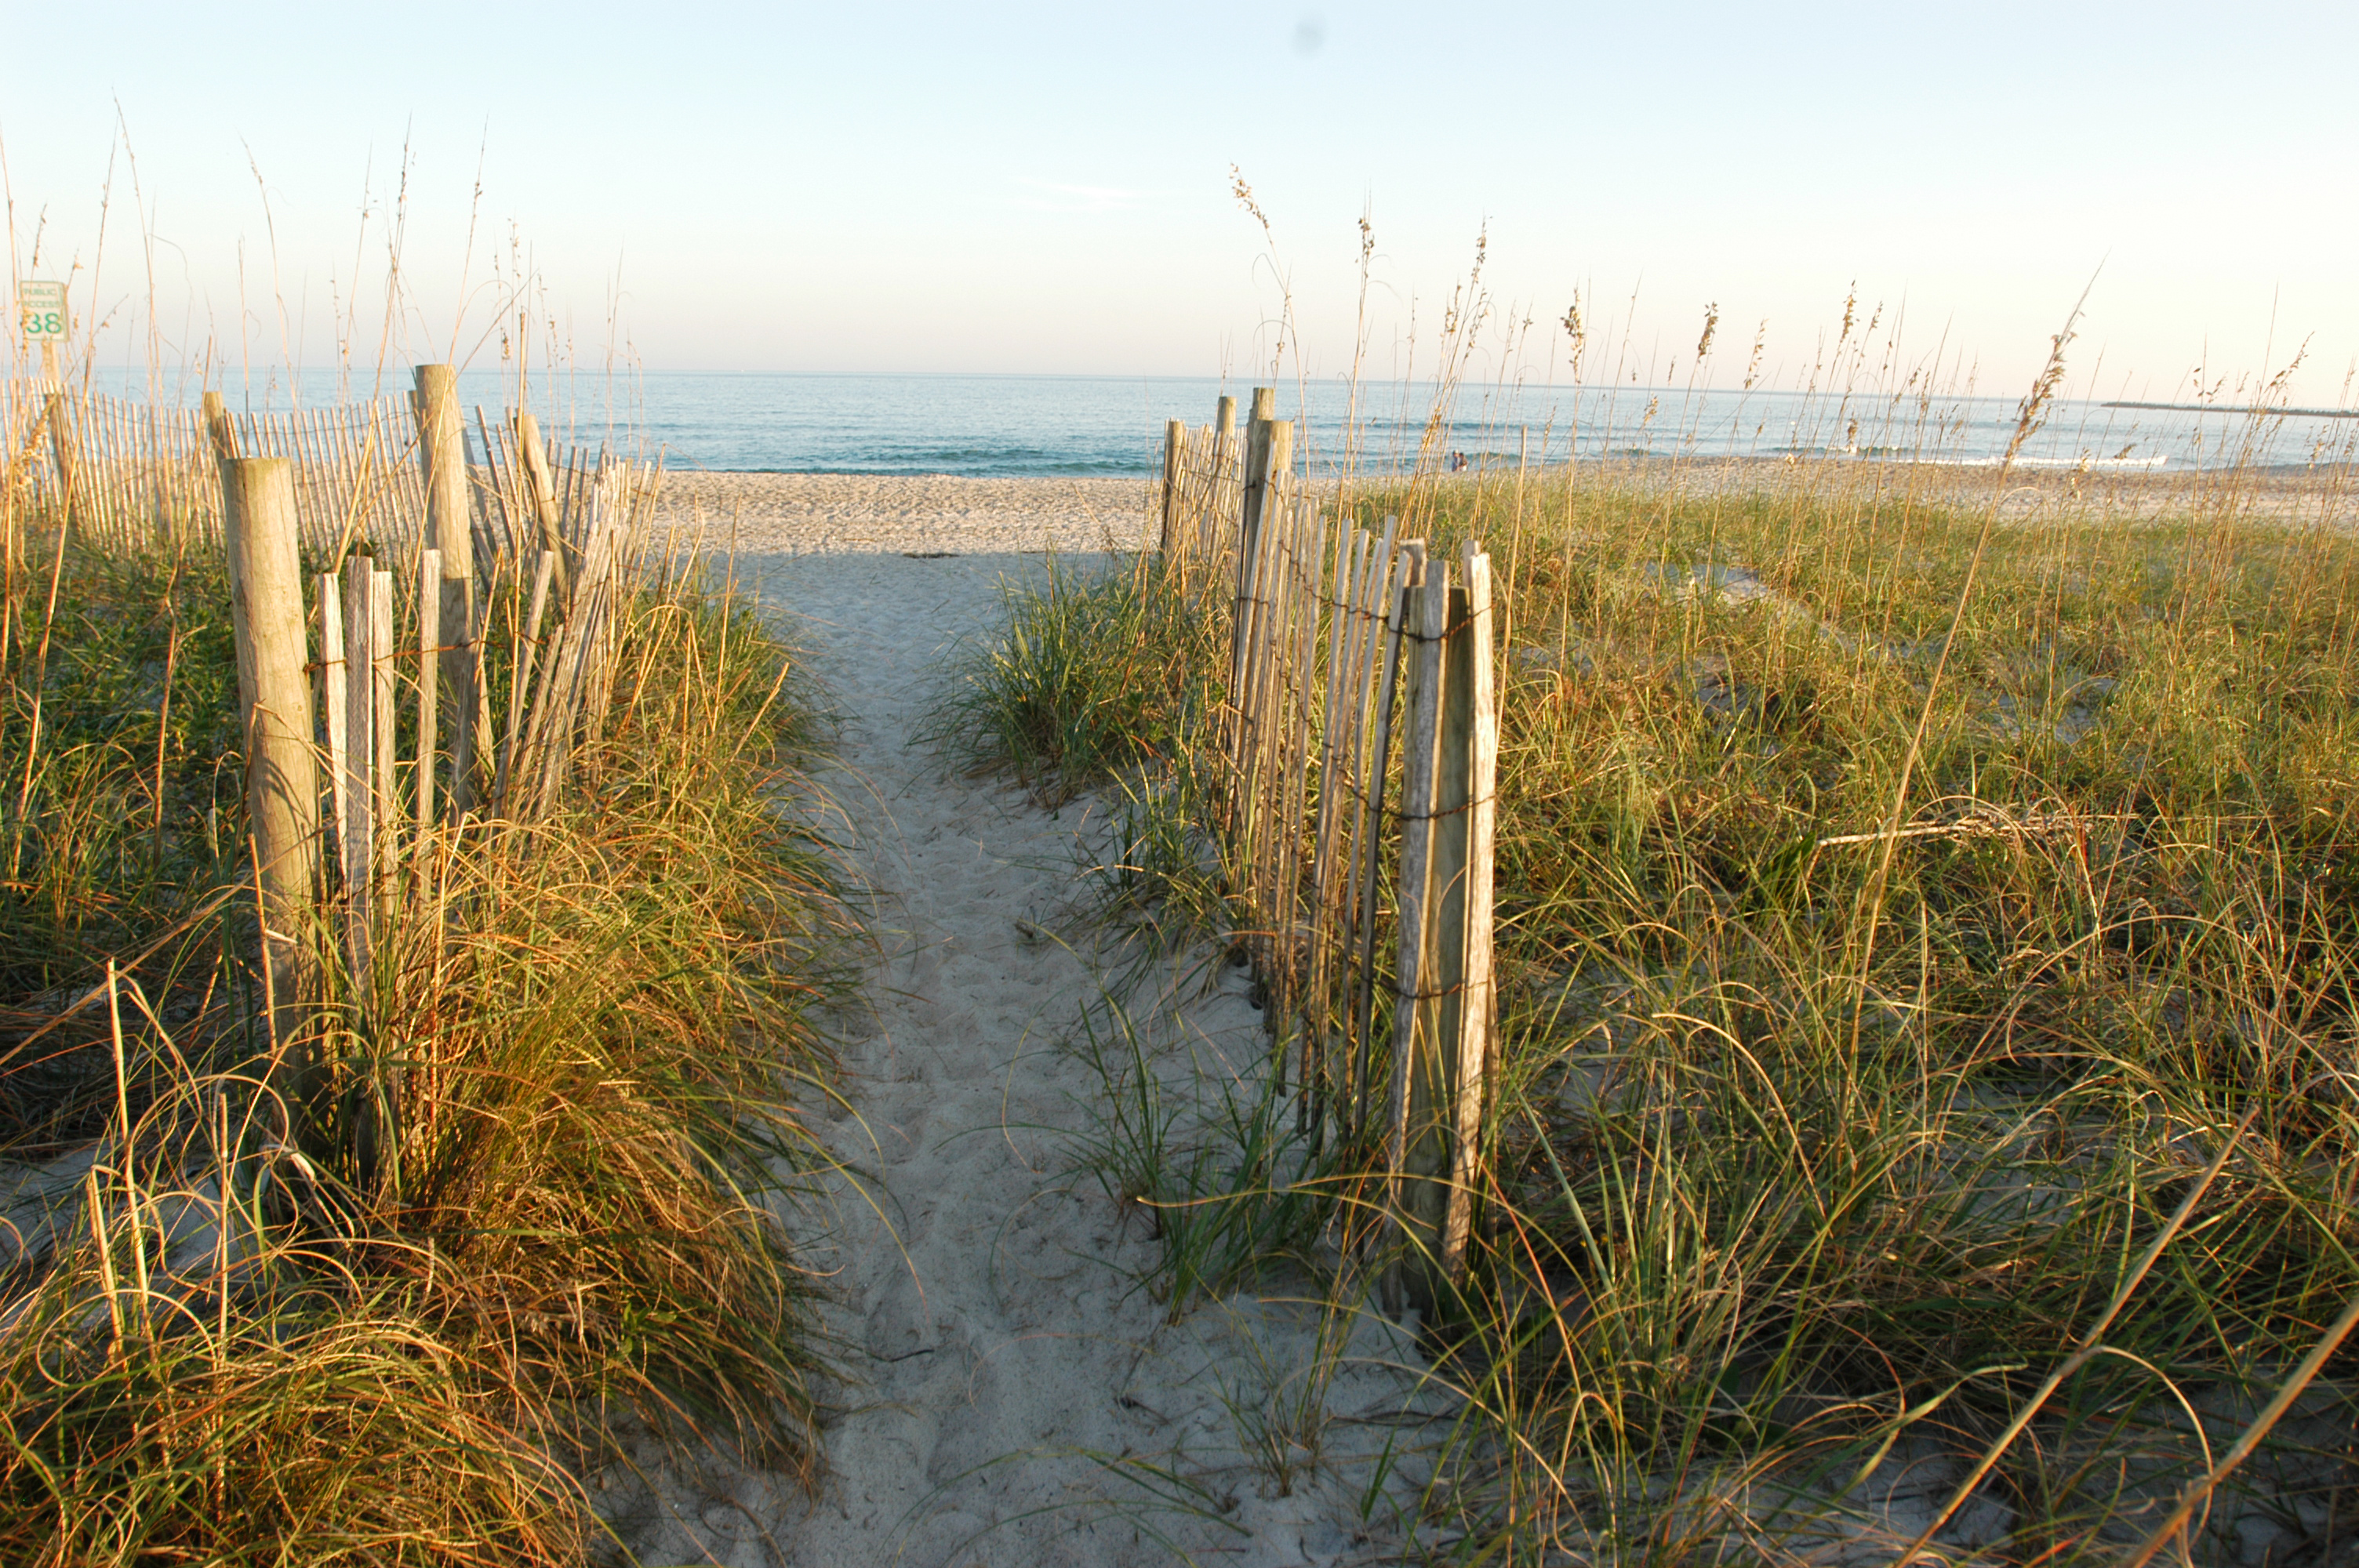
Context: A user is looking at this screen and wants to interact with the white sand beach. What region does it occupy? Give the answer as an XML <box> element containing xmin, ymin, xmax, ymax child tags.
<box><xmin>658</xmin><ymin>472</ymin><xmax>1158</xmax><ymax>557</ymax></box>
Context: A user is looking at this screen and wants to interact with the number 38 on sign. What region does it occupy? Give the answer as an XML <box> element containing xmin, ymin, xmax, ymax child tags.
<box><xmin>17</xmin><ymin>281</ymin><xmax>66</xmax><ymax>343</ymax></box>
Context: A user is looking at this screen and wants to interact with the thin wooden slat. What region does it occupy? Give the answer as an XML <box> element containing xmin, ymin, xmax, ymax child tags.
<box><xmin>414</xmin><ymin>547</ymin><xmax>442</xmax><ymax>858</ymax></box>
<box><xmin>122</xmin><ymin>397</ymin><xmax>147</xmax><ymax>546</ymax></box>
<box><xmin>1270</xmin><ymin>502</ymin><xmax>1307</xmax><ymax>1042</ymax></box>
<box><xmin>338</xmin><ymin>406</ymin><xmax>369</xmax><ymax>551</ymax></box>
<box><xmin>1249</xmin><ymin>480</ymin><xmax>1294</xmax><ymax>980</ymax></box>
<box><xmin>1269</xmin><ymin>485</ymin><xmax>1312</xmax><ymax>938</ymax></box>
<box><xmin>319</xmin><ymin>571</ymin><xmax>350</xmax><ymax>896</ymax></box>
<box><xmin>581</xmin><ymin>466</ymin><xmax>633</xmax><ymax>739</ymax></box>
<box><xmin>627</xmin><ymin>454</ymin><xmax>663</xmax><ymax>572</ymax></box>
<box><xmin>1256</xmin><ymin>481</ymin><xmax>1302</xmax><ymax>958</ymax></box>
<box><xmin>1273</xmin><ymin>496</ymin><xmax>1322</xmax><ymax>1028</ymax></box>
<box><xmin>511</xmin><ymin>415</ymin><xmax>566</xmax><ymax>581</ymax></box>
<box><xmin>1230</xmin><ymin>469</ymin><xmax>1282</xmax><ymax>937</ymax></box>
<box><xmin>369</xmin><ymin>569</ymin><xmax>397</xmax><ymax>896</ymax></box>
<box><xmin>342</xmin><ymin>566</ymin><xmax>378</xmax><ymax>985</ymax></box>
<box><xmin>1221</xmin><ymin>416</ymin><xmax>1264</xmax><ymax>771</ymax></box>
<box><xmin>511</xmin><ymin>554</ymin><xmax>581</xmax><ymax>817</ymax></box>
<box><xmin>565</xmin><ymin>445</ymin><xmax>592</xmax><ymax>554</ymax></box>
<box><xmin>1230</xmin><ymin>430</ymin><xmax>1289</xmax><ymax>862</ymax></box>
<box><xmin>1338</xmin><ymin>521</ymin><xmax>1401</xmax><ymax>1128</ymax></box>
<box><xmin>373</xmin><ymin>401</ymin><xmax>408</xmax><ymax>550</ymax></box>
<box><xmin>465</xmin><ymin>405</ymin><xmax>511</xmax><ymax>568</ymax></box>
<box><xmin>169</xmin><ymin>402</ymin><xmax>195</xmax><ymax>543</ymax></box>
<box><xmin>1383</xmin><ymin>549</ymin><xmax>1445</xmax><ymax>1180</ymax></box>
<box><xmin>1247</xmin><ymin>484</ymin><xmax>1289</xmax><ymax>994</ymax></box>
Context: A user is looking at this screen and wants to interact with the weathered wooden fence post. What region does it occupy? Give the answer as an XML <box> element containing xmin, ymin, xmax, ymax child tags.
<box><xmin>1160</xmin><ymin>419</ymin><xmax>1183</xmax><ymax>554</ymax></box>
<box><xmin>1216</xmin><ymin>394</ymin><xmax>1238</xmax><ymax>441</ymax></box>
<box><xmin>221</xmin><ymin>456</ymin><xmax>319</xmax><ymax>1096</ymax></box>
<box><xmin>412</xmin><ymin>365</ymin><xmax>479</xmax><ymax>813</ymax></box>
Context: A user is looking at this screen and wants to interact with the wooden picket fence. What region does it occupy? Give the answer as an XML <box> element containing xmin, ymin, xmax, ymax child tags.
<box><xmin>1158</xmin><ymin>395</ymin><xmax>1244</xmax><ymax>603</ymax></box>
<box><xmin>0</xmin><ymin>378</ymin><xmax>660</xmax><ymax>575</ymax></box>
<box><xmin>303</xmin><ymin>506</ymin><xmax>641</xmax><ymax>980</ymax></box>
<box><xmin>1160</xmin><ymin>390</ymin><xmax>1499</xmax><ymax>1306</ymax></box>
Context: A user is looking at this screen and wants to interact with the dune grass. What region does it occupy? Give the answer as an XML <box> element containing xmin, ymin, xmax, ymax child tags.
<box><xmin>919</xmin><ymin>554</ymin><xmax>1226</xmax><ymax>808</ymax></box>
<box><xmin>1390</xmin><ymin>468</ymin><xmax>2359</xmax><ymax>1561</ymax></box>
<box><xmin>0</xmin><ymin>524</ymin><xmax>852</xmax><ymax>1564</ymax></box>
<box><xmin>940</xmin><ymin>459</ymin><xmax>2359</xmax><ymax>1562</ymax></box>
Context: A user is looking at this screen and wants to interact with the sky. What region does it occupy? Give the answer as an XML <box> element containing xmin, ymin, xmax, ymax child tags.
<box><xmin>4</xmin><ymin>0</ymin><xmax>2355</xmax><ymax>405</ymax></box>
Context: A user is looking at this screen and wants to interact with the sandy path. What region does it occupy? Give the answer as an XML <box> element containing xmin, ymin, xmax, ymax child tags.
<box><xmin>605</xmin><ymin>539</ymin><xmax>1435</xmax><ymax>1567</ymax></box>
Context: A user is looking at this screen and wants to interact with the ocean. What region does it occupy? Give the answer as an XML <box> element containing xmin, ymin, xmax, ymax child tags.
<box><xmin>78</xmin><ymin>368</ymin><xmax>2359</xmax><ymax>477</ymax></box>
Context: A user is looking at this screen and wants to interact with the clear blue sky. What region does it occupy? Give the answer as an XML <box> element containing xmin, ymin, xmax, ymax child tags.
<box><xmin>5</xmin><ymin>1</ymin><xmax>2354</xmax><ymax>403</ymax></box>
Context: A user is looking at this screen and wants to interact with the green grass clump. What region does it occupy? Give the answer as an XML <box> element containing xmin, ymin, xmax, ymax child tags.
<box><xmin>925</xmin><ymin>555</ymin><xmax>1227</xmax><ymax>806</ymax></box>
<box><xmin>0</xmin><ymin>524</ymin><xmax>852</xmax><ymax>1563</ymax></box>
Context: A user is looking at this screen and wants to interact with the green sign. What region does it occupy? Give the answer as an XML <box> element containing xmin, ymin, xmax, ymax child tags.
<box><xmin>17</xmin><ymin>281</ymin><xmax>66</xmax><ymax>343</ymax></box>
